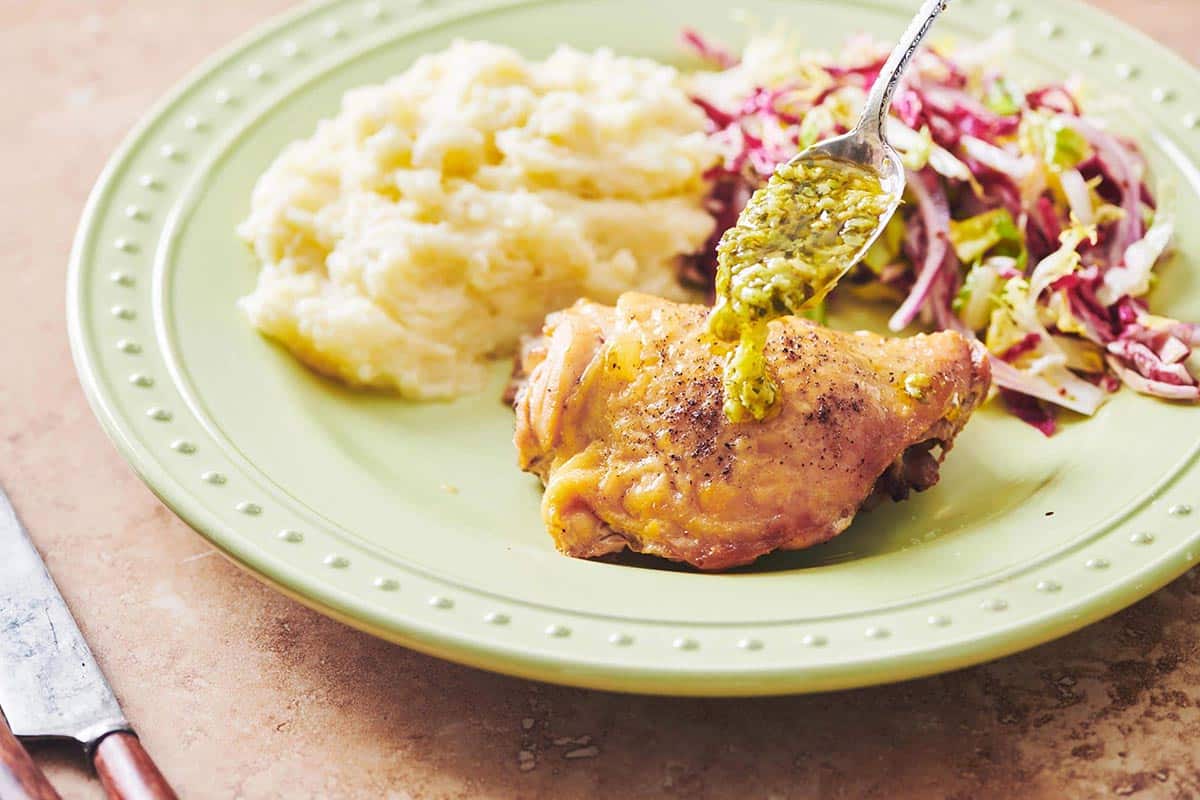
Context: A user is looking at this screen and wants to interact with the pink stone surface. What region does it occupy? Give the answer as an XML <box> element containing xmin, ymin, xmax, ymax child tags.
<box><xmin>1</xmin><ymin>1</ymin><xmax>1198</xmax><ymax>797</ymax></box>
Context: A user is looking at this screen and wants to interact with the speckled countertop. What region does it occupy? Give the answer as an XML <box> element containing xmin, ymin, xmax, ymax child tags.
<box><xmin>3</xmin><ymin>1</ymin><xmax>1200</xmax><ymax>798</ymax></box>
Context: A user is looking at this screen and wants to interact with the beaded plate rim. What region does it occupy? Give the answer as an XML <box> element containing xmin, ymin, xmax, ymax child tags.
<box><xmin>67</xmin><ymin>0</ymin><xmax>1200</xmax><ymax>695</ymax></box>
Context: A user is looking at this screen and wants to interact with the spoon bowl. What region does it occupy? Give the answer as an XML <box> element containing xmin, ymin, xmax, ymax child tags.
<box><xmin>801</xmin><ymin>129</ymin><xmax>907</xmax><ymax>200</ymax></box>
<box><xmin>782</xmin><ymin>0</ymin><xmax>952</xmax><ymax>298</ymax></box>
<box><xmin>705</xmin><ymin>0</ymin><xmax>953</xmax><ymax>423</ymax></box>
<box><xmin>786</xmin><ymin>131</ymin><xmax>908</xmax><ymax>299</ymax></box>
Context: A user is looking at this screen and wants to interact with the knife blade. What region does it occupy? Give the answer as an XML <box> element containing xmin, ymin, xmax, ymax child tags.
<box><xmin>0</xmin><ymin>485</ymin><xmax>129</xmax><ymax>748</ymax></box>
<box><xmin>0</xmin><ymin>485</ymin><xmax>177</xmax><ymax>799</ymax></box>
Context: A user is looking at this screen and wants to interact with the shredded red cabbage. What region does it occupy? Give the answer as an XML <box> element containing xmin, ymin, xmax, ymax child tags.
<box><xmin>1000</xmin><ymin>388</ymin><xmax>1057</xmax><ymax>436</ymax></box>
<box><xmin>680</xmin><ymin>28</ymin><xmax>738</xmax><ymax>69</ymax></box>
<box><xmin>682</xmin><ymin>30</ymin><xmax>1199</xmax><ymax>431</ymax></box>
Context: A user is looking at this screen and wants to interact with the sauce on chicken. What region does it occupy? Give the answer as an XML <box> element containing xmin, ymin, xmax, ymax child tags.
<box><xmin>707</xmin><ymin>155</ymin><xmax>893</xmax><ymax>422</ymax></box>
<box><xmin>515</xmin><ymin>293</ymin><xmax>990</xmax><ymax>570</ymax></box>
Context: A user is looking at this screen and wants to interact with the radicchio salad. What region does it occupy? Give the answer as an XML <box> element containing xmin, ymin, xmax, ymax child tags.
<box><xmin>681</xmin><ymin>31</ymin><xmax>1196</xmax><ymax>435</ymax></box>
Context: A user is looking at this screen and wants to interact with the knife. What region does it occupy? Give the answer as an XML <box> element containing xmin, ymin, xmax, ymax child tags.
<box><xmin>0</xmin><ymin>484</ymin><xmax>176</xmax><ymax>800</ymax></box>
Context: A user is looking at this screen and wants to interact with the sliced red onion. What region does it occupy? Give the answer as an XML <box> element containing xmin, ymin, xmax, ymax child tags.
<box><xmin>989</xmin><ymin>358</ymin><xmax>1107</xmax><ymax>415</ymax></box>
<box><xmin>1106</xmin><ymin>356</ymin><xmax>1200</xmax><ymax>401</ymax></box>
<box><xmin>919</xmin><ymin>85</ymin><xmax>1020</xmax><ymax>141</ymax></box>
<box><xmin>1106</xmin><ymin>339</ymin><xmax>1194</xmax><ymax>385</ymax></box>
<box><xmin>680</xmin><ymin>29</ymin><xmax>739</xmax><ymax>69</ymax></box>
<box><xmin>999</xmin><ymin>332</ymin><xmax>1042</xmax><ymax>361</ymax></box>
<box><xmin>928</xmin><ymin>256</ymin><xmax>961</xmax><ymax>332</ymax></box>
<box><xmin>827</xmin><ymin>55</ymin><xmax>887</xmax><ymax>82</ymax></box>
<box><xmin>691</xmin><ymin>97</ymin><xmax>736</xmax><ymax>130</ymax></box>
<box><xmin>960</xmin><ymin>136</ymin><xmax>1034</xmax><ymax>181</ymax></box>
<box><xmin>1096</xmin><ymin>209</ymin><xmax>1174</xmax><ymax>305</ymax></box>
<box><xmin>1146</xmin><ymin>317</ymin><xmax>1200</xmax><ymax>346</ymax></box>
<box><xmin>1068</xmin><ymin>117</ymin><xmax>1145</xmax><ymax>264</ymax></box>
<box><xmin>1025</xmin><ymin>85</ymin><xmax>1080</xmax><ymax>115</ymax></box>
<box><xmin>889</xmin><ymin>169</ymin><xmax>951</xmax><ymax>331</ymax></box>
<box><xmin>1000</xmin><ymin>388</ymin><xmax>1057</xmax><ymax>436</ymax></box>
<box><xmin>1158</xmin><ymin>335</ymin><xmax>1190</xmax><ymax>365</ymax></box>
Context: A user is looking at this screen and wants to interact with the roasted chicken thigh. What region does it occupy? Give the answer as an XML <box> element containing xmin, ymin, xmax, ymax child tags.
<box><xmin>514</xmin><ymin>293</ymin><xmax>991</xmax><ymax>570</ymax></box>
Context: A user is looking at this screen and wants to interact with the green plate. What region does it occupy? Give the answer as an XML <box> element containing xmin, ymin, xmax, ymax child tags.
<box><xmin>68</xmin><ymin>0</ymin><xmax>1200</xmax><ymax>695</ymax></box>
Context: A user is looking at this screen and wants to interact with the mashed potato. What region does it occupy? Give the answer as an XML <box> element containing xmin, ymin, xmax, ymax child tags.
<box><xmin>239</xmin><ymin>40</ymin><xmax>718</xmax><ymax>398</ymax></box>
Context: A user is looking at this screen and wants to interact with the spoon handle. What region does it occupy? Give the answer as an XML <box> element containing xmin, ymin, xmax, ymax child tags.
<box><xmin>857</xmin><ymin>0</ymin><xmax>951</xmax><ymax>139</ymax></box>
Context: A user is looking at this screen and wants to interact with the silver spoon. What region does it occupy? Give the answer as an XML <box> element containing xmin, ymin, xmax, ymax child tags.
<box><xmin>785</xmin><ymin>0</ymin><xmax>952</xmax><ymax>291</ymax></box>
<box><xmin>707</xmin><ymin>0</ymin><xmax>955</xmax><ymax>423</ymax></box>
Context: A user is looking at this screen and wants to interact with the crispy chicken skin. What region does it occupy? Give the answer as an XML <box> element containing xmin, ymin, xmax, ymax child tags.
<box><xmin>514</xmin><ymin>293</ymin><xmax>991</xmax><ymax>570</ymax></box>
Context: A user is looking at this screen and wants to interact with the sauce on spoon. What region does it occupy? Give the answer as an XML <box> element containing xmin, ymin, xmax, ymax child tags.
<box><xmin>706</xmin><ymin>154</ymin><xmax>894</xmax><ymax>422</ymax></box>
<box><xmin>704</xmin><ymin>0</ymin><xmax>954</xmax><ymax>423</ymax></box>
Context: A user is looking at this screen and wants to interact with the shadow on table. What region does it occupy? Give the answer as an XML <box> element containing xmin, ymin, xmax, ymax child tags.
<box><xmin>229</xmin><ymin>565</ymin><xmax>1198</xmax><ymax>799</ymax></box>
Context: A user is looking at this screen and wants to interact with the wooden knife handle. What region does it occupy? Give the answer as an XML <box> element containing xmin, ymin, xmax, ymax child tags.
<box><xmin>0</xmin><ymin>714</ymin><xmax>60</xmax><ymax>800</ymax></box>
<box><xmin>92</xmin><ymin>732</ymin><xmax>176</xmax><ymax>800</ymax></box>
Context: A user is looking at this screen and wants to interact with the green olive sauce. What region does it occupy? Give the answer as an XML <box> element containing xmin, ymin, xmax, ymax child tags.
<box><xmin>903</xmin><ymin>371</ymin><xmax>932</xmax><ymax>401</ymax></box>
<box><xmin>707</xmin><ymin>154</ymin><xmax>894</xmax><ymax>422</ymax></box>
